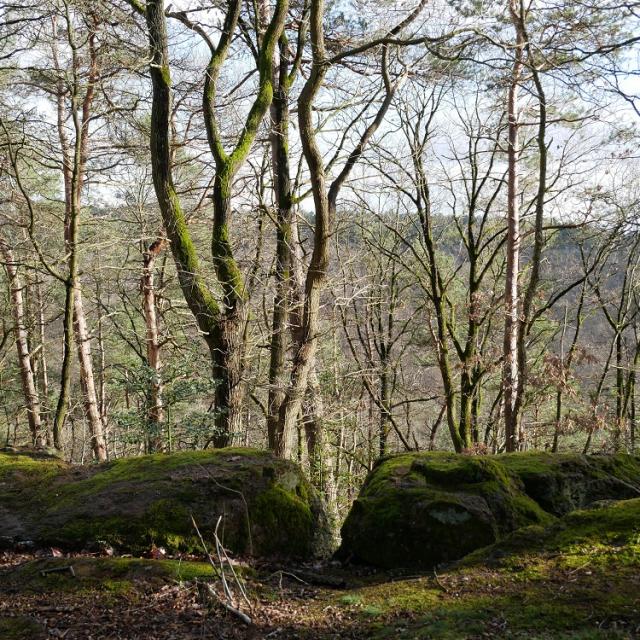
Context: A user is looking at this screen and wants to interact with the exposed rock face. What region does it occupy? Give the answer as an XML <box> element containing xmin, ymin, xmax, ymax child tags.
<box><xmin>0</xmin><ymin>448</ymin><xmax>330</xmax><ymax>559</ymax></box>
<box><xmin>338</xmin><ymin>452</ymin><xmax>640</xmax><ymax>569</ymax></box>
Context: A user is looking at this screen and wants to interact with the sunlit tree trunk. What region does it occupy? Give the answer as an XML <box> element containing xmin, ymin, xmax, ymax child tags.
<box><xmin>142</xmin><ymin>239</ymin><xmax>166</xmax><ymax>451</ymax></box>
<box><xmin>51</xmin><ymin>7</ymin><xmax>107</xmax><ymax>460</ymax></box>
<box><xmin>0</xmin><ymin>237</ymin><xmax>43</xmax><ymax>446</ymax></box>
<box><xmin>503</xmin><ymin>0</ymin><xmax>525</xmax><ymax>452</ymax></box>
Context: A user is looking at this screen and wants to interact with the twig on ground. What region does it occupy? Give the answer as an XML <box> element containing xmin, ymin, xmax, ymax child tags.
<box><xmin>214</xmin><ymin>516</ymin><xmax>251</xmax><ymax>608</ymax></box>
<box><xmin>204</xmin><ymin>583</ymin><xmax>252</xmax><ymax>625</ymax></box>
<box><xmin>191</xmin><ymin>513</ymin><xmax>253</xmax><ymax>626</ymax></box>
<box><xmin>190</xmin><ymin>515</ymin><xmax>221</xmax><ymax>580</ymax></box>
<box><xmin>433</xmin><ymin>568</ymin><xmax>449</xmax><ymax>593</ymax></box>
<box><xmin>40</xmin><ymin>565</ymin><xmax>75</xmax><ymax>577</ymax></box>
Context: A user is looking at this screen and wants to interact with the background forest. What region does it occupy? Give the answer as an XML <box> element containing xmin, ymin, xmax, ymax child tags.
<box><xmin>1</xmin><ymin>0</ymin><xmax>639</xmax><ymax>515</ymax></box>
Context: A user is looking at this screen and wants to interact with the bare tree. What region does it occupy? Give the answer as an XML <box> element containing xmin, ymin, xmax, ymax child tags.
<box><xmin>0</xmin><ymin>233</ymin><xmax>43</xmax><ymax>446</ymax></box>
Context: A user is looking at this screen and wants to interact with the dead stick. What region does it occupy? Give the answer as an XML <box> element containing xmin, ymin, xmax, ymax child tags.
<box><xmin>190</xmin><ymin>514</ymin><xmax>222</xmax><ymax>580</ymax></box>
<box><xmin>40</xmin><ymin>565</ymin><xmax>75</xmax><ymax>577</ymax></box>
<box><xmin>214</xmin><ymin>519</ymin><xmax>251</xmax><ymax>608</ymax></box>
<box><xmin>433</xmin><ymin>569</ymin><xmax>449</xmax><ymax>593</ymax></box>
<box><xmin>205</xmin><ymin>583</ymin><xmax>252</xmax><ymax>625</ymax></box>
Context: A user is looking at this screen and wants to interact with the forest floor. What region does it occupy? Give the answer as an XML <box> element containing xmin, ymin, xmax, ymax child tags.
<box><xmin>1</xmin><ymin>536</ymin><xmax>638</xmax><ymax>640</ymax></box>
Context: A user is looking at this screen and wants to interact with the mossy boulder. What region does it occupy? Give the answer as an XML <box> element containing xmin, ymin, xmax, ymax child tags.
<box><xmin>338</xmin><ymin>452</ymin><xmax>640</xmax><ymax>569</ymax></box>
<box><xmin>461</xmin><ymin>497</ymin><xmax>640</xmax><ymax>568</ymax></box>
<box><xmin>0</xmin><ymin>448</ymin><xmax>329</xmax><ymax>559</ymax></box>
<box><xmin>499</xmin><ymin>452</ymin><xmax>640</xmax><ymax>515</ymax></box>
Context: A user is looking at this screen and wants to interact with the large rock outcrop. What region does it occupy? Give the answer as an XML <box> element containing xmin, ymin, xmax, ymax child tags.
<box><xmin>338</xmin><ymin>452</ymin><xmax>640</xmax><ymax>569</ymax></box>
<box><xmin>0</xmin><ymin>447</ymin><xmax>330</xmax><ymax>559</ymax></box>
<box><xmin>499</xmin><ymin>452</ymin><xmax>640</xmax><ymax>515</ymax></box>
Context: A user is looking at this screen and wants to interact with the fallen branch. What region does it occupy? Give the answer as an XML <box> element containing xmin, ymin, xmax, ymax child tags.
<box><xmin>204</xmin><ymin>582</ymin><xmax>252</xmax><ymax>625</ymax></box>
<box><xmin>432</xmin><ymin>568</ymin><xmax>449</xmax><ymax>593</ymax></box>
<box><xmin>190</xmin><ymin>515</ymin><xmax>221</xmax><ymax>580</ymax></box>
<box><xmin>214</xmin><ymin>516</ymin><xmax>251</xmax><ymax>608</ymax></box>
<box><xmin>40</xmin><ymin>565</ymin><xmax>75</xmax><ymax>578</ymax></box>
<box><xmin>191</xmin><ymin>514</ymin><xmax>253</xmax><ymax>626</ymax></box>
<box><xmin>275</xmin><ymin>569</ymin><xmax>347</xmax><ymax>589</ymax></box>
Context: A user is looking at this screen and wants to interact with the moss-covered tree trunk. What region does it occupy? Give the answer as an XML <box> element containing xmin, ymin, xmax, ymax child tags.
<box><xmin>143</xmin><ymin>0</ymin><xmax>225</xmax><ymax>436</ymax></box>
<box><xmin>141</xmin><ymin>0</ymin><xmax>288</xmax><ymax>446</ymax></box>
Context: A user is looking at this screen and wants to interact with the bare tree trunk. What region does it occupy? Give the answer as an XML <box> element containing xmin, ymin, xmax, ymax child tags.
<box><xmin>303</xmin><ymin>367</ymin><xmax>339</xmax><ymax>532</ymax></box>
<box><xmin>73</xmin><ymin>287</ymin><xmax>106</xmax><ymax>461</ymax></box>
<box><xmin>49</xmin><ymin>8</ymin><xmax>106</xmax><ymax>460</ymax></box>
<box><xmin>142</xmin><ymin>240</ymin><xmax>166</xmax><ymax>451</ymax></box>
<box><xmin>503</xmin><ymin>0</ymin><xmax>525</xmax><ymax>452</ymax></box>
<box><xmin>277</xmin><ymin>0</ymin><xmax>414</xmax><ymax>452</ymax></box>
<box><xmin>266</xmin><ymin>28</ymin><xmax>299</xmax><ymax>450</ymax></box>
<box><xmin>35</xmin><ymin>277</ymin><xmax>52</xmax><ymax>446</ymax></box>
<box><xmin>552</xmin><ymin>288</ymin><xmax>585</xmax><ymax>453</ymax></box>
<box><xmin>0</xmin><ymin>237</ymin><xmax>43</xmax><ymax>446</ymax></box>
<box><xmin>50</xmin><ymin>12</ymin><xmax>74</xmax><ymax>449</ymax></box>
<box><xmin>95</xmin><ymin>278</ymin><xmax>108</xmax><ymax>438</ymax></box>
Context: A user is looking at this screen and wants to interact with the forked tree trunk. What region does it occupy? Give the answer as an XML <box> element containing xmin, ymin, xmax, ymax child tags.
<box><xmin>139</xmin><ymin>0</ymin><xmax>287</xmax><ymax>447</ymax></box>
<box><xmin>276</xmin><ymin>0</ymin><xmax>414</xmax><ymax>453</ymax></box>
<box><xmin>51</xmin><ymin>10</ymin><xmax>106</xmax><ymax>460</ymax></box>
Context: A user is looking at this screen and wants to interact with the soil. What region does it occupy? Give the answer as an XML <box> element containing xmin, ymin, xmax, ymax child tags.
<box><xmin>1</xmin><ymin>532</ymin><xmax>638</xmax><ymax>640</ymax></box>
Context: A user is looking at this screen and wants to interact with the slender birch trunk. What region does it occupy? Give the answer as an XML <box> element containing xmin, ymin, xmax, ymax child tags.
<box><xmin>73</xmin><ymin>287</ymin><xmax>106</xmax><ymax>460</ymax></box>
<box><xmin>503</xmin><ymin>0</ymin><xmax>525</xmax><ymax>452</ymax></box>
<box><xmin>0</xmin><ymin>238</ymin><xmax>43</xmax><ymax>446</ymax></box>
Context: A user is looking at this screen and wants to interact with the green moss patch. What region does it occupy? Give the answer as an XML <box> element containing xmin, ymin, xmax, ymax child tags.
<box><xmin>0</xmin><ymin>616</ymin><xmax>46</xmax><ymax>640</ymax></box>
<box><xmin>499</xmin><ymin>453</ymin><xmax>640</xmax><ymax>515</ymax></box>
<box><xmin>0</xmin><ymin>557</ymin><xmax>217</xmax><ymax>595</ymax></box>
<box><xmin>326</xmin><ymin>502</ymin><xmax>640</xmax><ymax>638</ymax></box>
<box><xmin>252</xmin><ymin>486</ymin><xmax>314</xmax><ymax>557</ymax></box>
<box><xmin>463</xmin><ymin>498</ymin><xmax>640</xmax><ymax>569</ymax></box>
